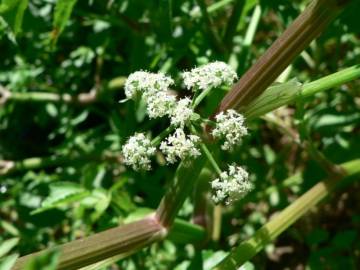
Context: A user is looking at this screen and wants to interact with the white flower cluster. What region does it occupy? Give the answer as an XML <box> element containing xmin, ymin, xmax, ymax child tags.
<box><xmin>125</xmin><ymin>71</ymin><xmax>196</xmax><ymax>121</ymax></box>
<box><xmin>170</xmin><ymin>98</ymin><xmax>194</xmax><ymax>127</ymax></box>
<box><xmin>212</xmin><ymin>109</ymin><xmax>248</xmax><ymax>151</ymax></box>
<box><xmin>160</xmin><ymin>128</ymin><xmax>201</xmax><ymax>164</ymax></box>
<box><xmin>146</xmin><ymin>91</ymin><xmax>177</xmax><ymax>119</ymax></box>
<box><xmin>182</xmin><ymin>61</ymin><xmax>237</xmax><ymax>91</ymax></box>
<box><xmin>211</xmin><ymin>165</ymin><xmax>252</xmax><ymax>205</ymax></box>
<box><xmin>124</xmin><ymin>71</ymin><xmax>174</xmax><ymax>99</ymax></box>
<box><xmin>121</xmin><ymin>133</ymin><xmax>156</xmax><ymax>171</ymax></box>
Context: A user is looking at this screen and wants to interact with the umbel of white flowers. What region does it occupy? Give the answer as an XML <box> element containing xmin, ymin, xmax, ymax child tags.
<box><xmin>160</xmin><ymin>128</ymin><xmax>201</xmax><ymax>164</ymax></box>
<box><xmin>212</xmin><ymin>109</ymin><xmax>248</xmax><ymax>150</ymax></box>
<box><xmin>122</xmin><ymin>61</ymin><xmax>250</xmax><ymax>205</ymax></box>
<box><xmin>121</xmin><ymin>133</ymin><xmax>156</xmax><ymax>171</ymax></box>
<box><xmin>211</xmin><ymin>164</ymin><xmax>253</xmax><ymax>205</ymax></box>
<box><xmin>182</xmin><ymin>61</ymin><xmax>238</xmax><ymax>91</ymax></box>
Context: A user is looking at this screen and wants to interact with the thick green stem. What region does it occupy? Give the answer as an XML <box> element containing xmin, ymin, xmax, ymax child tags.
<box><xmin>218</xmin><ymin>0</ymin><xmax>348</xmax><ymax>112</ymax></box>
<box><xmin>214</xmin><ymin>159</ymin><xmax>360</xmax><ymax>270</ymax></box>
<box><xmin>13</xmin><ymin>214</ymin><xmax>167</xmax><ymax>270</ymax></box>
<box><xmin>302</xmin><ymin>64</ymin><xmax>360</xmax><ymax>98</ymax></box>
<box><xmin>243</xmin><ymin>65</ymin><xmax>360</xmax><ymax>120</ymax></box>
<box><xmin>156</xmin><ymin>156</ymin><xmax>207</xmax><ymax>228</ymax></box>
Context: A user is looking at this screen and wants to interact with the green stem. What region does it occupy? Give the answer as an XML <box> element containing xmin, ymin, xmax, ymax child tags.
<box><xmin>0</xmin><ymin>153</ymin><xmax>116</xmax><ymax>177</ymax></box>
<box><xmin>199</xmin><ymin>143</ymin><xmax>222</xmax><ymax>176</ymax></box>
<box><xmin>190</xmin><ymin>125</ymin><xmax>222</xmax><ymax>175</ymax></box>
<box><xmin>193</xmin><ymin>87</ymin><xmax>213</xmax><ymax>109</ymax></box>
<box><xmin>156</xmin><ymin>156</ymin><xmax>207</xmax><ymax>228</ymax></box>
<box><xmin>243</xmin><ymin>65</ymin><xmax>360</xmax><ymax>120</ymax></box>
<box><xmin>151</xmin><ymin>125</ymin><xmax>175</xmax><ymax>146</ymax></box>
<box><xmin>13</xmin><ymin>215</ymin><xmax>167</xmax><ymax>270</ymax></box>
<box><xmin>302</xmin><ymin>64</ymin><xmax>360</xmax><ymax>98</ymax></box>
<box><xmin>214</xmin><ymin>159</ymin><xmax>360</xmax><ymax>270</ymax></box>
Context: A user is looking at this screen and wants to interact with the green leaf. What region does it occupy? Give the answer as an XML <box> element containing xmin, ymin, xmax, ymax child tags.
<box><xmin>0</xmin><ymin>0</ymin><xmax>28</xmax><ymax>34</ymax></box>
<box><xmin>31</xmin><ymin>182</ymin><xmax>89</xmax><ymax>215</ymax></box>
<box><xmin>23</xmin><ymin>249</ymin><xmax>59</xmax><ymax>270</ymax></box>
<box><xmin>0</xmin><ymin>238</ymin><xmax>19</xmax><ymax>258</ymax></box>
<box><xmin>51</xmin><ymin>0</ymin><xmax>78</xmax><ymax>44</ymax></box>
<box><xmin>0</xmin><ymin>254</ymin><xmax>19</xmax><ymax>270</ymax></box>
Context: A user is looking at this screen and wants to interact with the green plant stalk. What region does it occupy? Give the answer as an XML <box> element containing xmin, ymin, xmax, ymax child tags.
<box><xmin>218</xmin><ymin>0</ymin><xmax>348</xmax><ymax>112</ymax></box>
<box><xmin>78</xmin><ymin>218</ymin><xmax>206</xmax><ymax>270</ymax></box>
<box><xmin>214</xmin><ymin>159</ymin><xmax>360</xmax><ymax>270</ymax></box>
<box><xmin>9</xmin><ymin>91</ymin><xmax>97</xmax><ymax>104</ymax></box>
<box><xmin>301</xmin><ymin>64</ymin><xmax>360</xmax><ymax>98</ymax></box>
<box><xmin>12</xmin><ymin>215</ymin><xmax>167</xmax><ymax>270</ymax></box>
<box><xmin>0</xmin><ymin>153</ymin><xmax>117</xmax><ymax>176</ymax></box>
<box><xmin>151</xmin><ymin>125</ymin><xmax>175</xmax><ymax>146</ymax></box>
<box><xmin>190</xmin><ymin>125</ymin><xmax>222</xmax><ymax>175</ymax></box>
<box><xmin>156</xmin><ymin>156</ymin><xmax>207</xmax><ymax>227</ymax></box>
<box><xmin>243</xmin><ymin>64</ymin><xmax>360</xmax><ymax>120</ymax></box>
<box><xmin>0</xmin><ymin>77</ymin><xmax>125</xmax><ymax>105</ymax></box>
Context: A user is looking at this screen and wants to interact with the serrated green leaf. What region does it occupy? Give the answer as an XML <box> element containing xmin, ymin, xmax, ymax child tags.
<box><xmin>51</xmin><ymin>0</ymin><xmax>78</xmax><ymax>44</ymax></box>
<box><xmin>0</xmin><ymin>0</ymin><xmax>28</xmax><ymax>34</ymax></box>
<box><xmin>0</xmin><ymin>238</ymin><xmax>19</xmax><ymax>258</ymax></box>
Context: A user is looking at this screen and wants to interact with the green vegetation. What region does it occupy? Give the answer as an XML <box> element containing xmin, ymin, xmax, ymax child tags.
<box><xmin>1</xmin><ymin>0</ymin><xmax>360</xmax><ymax>269</ymax></box>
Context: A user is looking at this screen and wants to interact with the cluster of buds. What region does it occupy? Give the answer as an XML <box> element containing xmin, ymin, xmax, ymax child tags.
<box><xmin>121</xmin><ymin>61</ymin><xmax>251</xmax><ymax>205</ymax></box>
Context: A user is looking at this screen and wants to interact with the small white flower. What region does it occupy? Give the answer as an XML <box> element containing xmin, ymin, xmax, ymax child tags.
<box><xmin>182</xmin><ymin>61</ymin><xmax>237</xmax><ymax>91</ymax></box>
<box><xmin>124</xmin><ymin>71</ymin><xmax>174</xmax><ymax>99</ymax></box>
<box><xmin>211</xmin><ymin>164</ymin><xmax>252</xmax><ymax>205</ymax></box>
<box><xmin>170</xmin><ymin>98</ymin><xmax>194</xmax><ymax>127</ymax></box>
<box><xmin>212</xmin><ymin>109</ymin><xmax>248</xmax><ymax>151</ymax></box>
<box><xmin>122</xmin><ymin>133</ymin><xmax>156</xmax><ymax>171</ymax></box>
<box><xmin>146</xmin><ymin>91</ymin><xmax>177</xmax><ymax>119</ymax></box>
<box><xmin>160</xmin><ymin>128</ymin><xmax>201</xmax><ymax>164</ymax></box>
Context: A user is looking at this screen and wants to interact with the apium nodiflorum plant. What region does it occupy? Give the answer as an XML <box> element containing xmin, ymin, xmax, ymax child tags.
<box><xmin>122</xmin><ymin>62</ymin><xmax>252</xmax><ymax>205</ymax></box>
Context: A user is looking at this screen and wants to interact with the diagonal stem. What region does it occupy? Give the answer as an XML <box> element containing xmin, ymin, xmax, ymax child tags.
<box><xmin>218</xmin><ymin>0</ymin><xmax>349</xmax><ymax>112</ymax></box>
<box><xmin>214</xmin><ymin>159</ymin><xmax>360</xmax><ymax>270</ymax></box>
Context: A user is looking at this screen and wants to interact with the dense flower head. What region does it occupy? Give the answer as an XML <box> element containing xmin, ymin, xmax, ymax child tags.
<box><xmin>211</xmin><ymin>164</ymin><xmax>252</xmax><ymax>205</ymax></box>
<box><xmin>170</xmin><ymin>97</ymin><xmax>194</xmax><ymax>127</ymax></box>
<box><xmin>160</xmin><ymin>128</ymin><xmax>201</xmax><ymax>164</ymax></box>
<box><xmin>182</xmin><ymin>61</ymin><xmax>237</xmax><ymax>91</ymax></box>
<box><xmin>124</xmin><ymin>71</ymin><xmax>174</xmax><ymax>99</ymax></box>
<box><xmin>146</xmin><ymin>91</ymin><xmax>177</xmax><ymax>119</ymax></box>
<box><xmin>121</xmin><ymin>133</ymin><xmax>156</xmax><ymax>171</ymax></box>
<box><xmin>212</xmin><ymin>109</ymin><xmax>248</xmax><ymax>151</ymax></box>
